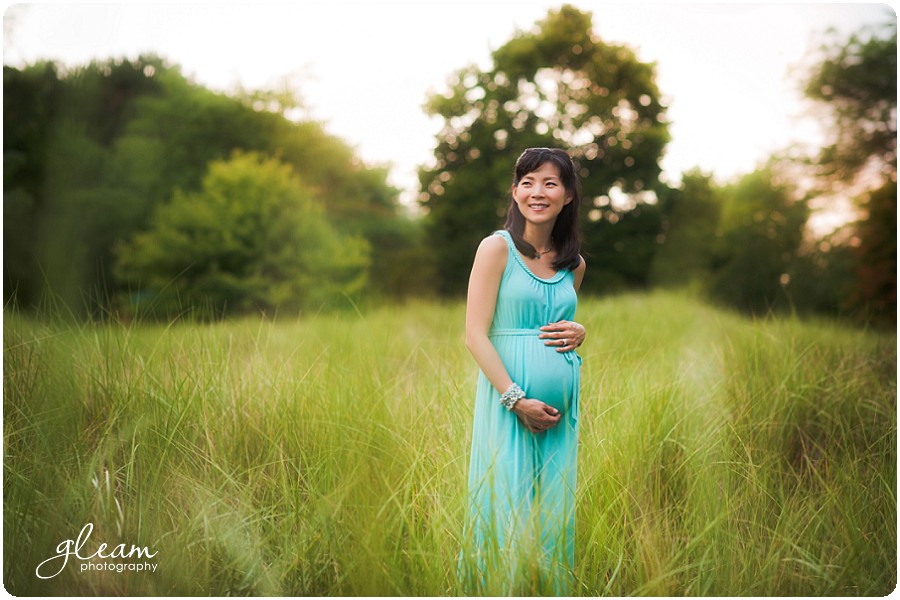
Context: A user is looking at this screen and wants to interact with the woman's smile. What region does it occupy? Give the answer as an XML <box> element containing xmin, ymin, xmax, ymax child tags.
<box><xmin>512</xmin><ymin>161</ymin><xmax>572</xmax><ymax>222</ymax></box>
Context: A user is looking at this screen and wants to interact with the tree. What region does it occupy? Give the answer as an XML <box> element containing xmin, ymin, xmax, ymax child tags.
<box><xmin>3</xmin><ymin>55</ymin><xmax>406</xmax><ymax>318</ymax></box>
<box><xmin>419</xmin><ymin>4</ymin><xmax>669</xmax><ymax>295</ymax></box>
<box><xmin>785</xmin><ymin>230</ymin><xmax>858</xmax><ymax>317</ymax></box>
<box><xmin>846</xmin><ymin>179</ymin><xmax>896</xmax><ymax>324</ymax></box>
<box><xmin>3</xmin><ymin>61</ymin><xmax>60</xmax><ymax>307</ymax></box>
<box><xmin>804</xmin><ymin>20</ymin><xmax>896</xmax><ymax>184</ymax></box>
<box><xmin>32</xmin><ymin>57</ymin><xmax>167</xmax><ymax>316</ymax></box>
<box><xmin>114</xmin><ymin>152</ymin><xmax>370</xmax><ymax>318</ymax></box>
<box><xmin>802</xmin><ymin>19</ymin><xmax>896</xmax><ymax>325</ymax></box>
<box><xmin>709</xmin><ymin>165</ymin><xmax>809</xmax><ymax>315</ymax></box>
<box><xmin>649</xmin><ymin>170</ymin><xmax>722</xmax><ymax>288</ymax></box>
<box><xmin>581</xmin><ymin>185</ymin><xmax>665</xmax><ymax>291</ymax></box>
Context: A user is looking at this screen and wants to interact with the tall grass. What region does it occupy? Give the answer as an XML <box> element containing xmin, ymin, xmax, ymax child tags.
<box><xmin>4</xmin><ymin>292</ymin><xmax>895</xmax><ymax>595</ymax></box>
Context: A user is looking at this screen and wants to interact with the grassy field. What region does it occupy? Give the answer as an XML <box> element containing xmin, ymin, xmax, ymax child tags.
<box><xmin>3</xmin><ymin>292</ymin><xmax>896</xmax><ymax>595</ymax></box>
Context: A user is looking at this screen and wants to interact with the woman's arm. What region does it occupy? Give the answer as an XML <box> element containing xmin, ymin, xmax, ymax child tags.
<box><xmin>573</xmin><ymin>255</ymin><xmax>586</xmax><ymax>292</ymax></box>
<box><xmin>465</xmin><ymin>235</ymin><xmax>562</xmax><ymax>433</ymax></box>
<box><xmin>464</xmin><ymin>235</ymin><xmax>515</xmax><ymax>394</ymax></box>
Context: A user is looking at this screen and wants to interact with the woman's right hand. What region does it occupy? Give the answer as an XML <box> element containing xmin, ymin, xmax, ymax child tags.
<box><xmin>512</xmin><ymin>398</ymin><xmax>562</xmax><ymax>433</ymax></box>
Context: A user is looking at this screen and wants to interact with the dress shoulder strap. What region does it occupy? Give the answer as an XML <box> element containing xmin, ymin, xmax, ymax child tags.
<box><xmin>492</xmin><ymin>229</ymin><xmax>518</xmax><ymax>259</ymax></box>
<box><xmin>493</xmin><ymin>229</ymin><xmax>514</xmax><ymax>247</ymax></box>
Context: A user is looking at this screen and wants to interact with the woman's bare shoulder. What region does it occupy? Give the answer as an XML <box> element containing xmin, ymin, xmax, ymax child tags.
<box><xmin>575</xmin><ymin>254</ymin><xmax>586</xmax><ymax>273</ymax></box>
<box><xmin>478</xmin><ymin>232</ymin><xmax>507</xmax><ymax>253</ymax></box>
<box><xmin>573</xmin><ymin>254</ymin><xmax>586</xmax><ymax>291</ymax></box>
<box><xmin>473</xmin><ymin>233</ymin><xmax>508</xmax><ymax>270</ymax></box>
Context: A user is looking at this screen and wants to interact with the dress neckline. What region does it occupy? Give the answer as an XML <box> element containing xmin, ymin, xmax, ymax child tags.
<box><xmin>496</xmin><ymin>230</ymin><xmax>566</xmax><ymax>284</ymax></box>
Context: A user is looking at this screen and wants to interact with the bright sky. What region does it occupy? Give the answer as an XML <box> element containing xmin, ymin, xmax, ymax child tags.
<box><xmin>3</xmin><ymin>2</ymin><xmax>894</xmax><ymax>207</ymax></box>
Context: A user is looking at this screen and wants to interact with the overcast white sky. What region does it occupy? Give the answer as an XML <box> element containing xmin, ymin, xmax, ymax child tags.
<box><xmin>3</xmin><ymin>2</ymin><xmax>895</xmax><ymax>206</ymax></box>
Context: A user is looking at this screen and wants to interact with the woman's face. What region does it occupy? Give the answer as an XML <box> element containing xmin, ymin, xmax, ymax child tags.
<box><xmin>511</xmin><ymin>161</ymin><xmax>573</xmax><ymax>227</ymax></box>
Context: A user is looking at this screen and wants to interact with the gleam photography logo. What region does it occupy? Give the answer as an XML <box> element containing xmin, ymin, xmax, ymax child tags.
<box><xmin>35</xmin><ymin>522</ymin><xmax>158</xmax><ymax>579</ymax></box>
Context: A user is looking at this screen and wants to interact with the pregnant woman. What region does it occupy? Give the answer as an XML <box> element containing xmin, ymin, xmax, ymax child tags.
<box><xmin>459</xmin><ymin>147</ymin><xmax>586</xmax><ymax>595</ymax></box>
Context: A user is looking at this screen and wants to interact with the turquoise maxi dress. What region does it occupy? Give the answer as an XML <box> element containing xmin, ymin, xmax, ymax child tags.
<box><xmin>459</xmin><ymin>229</ymin><xmax>582</xmax><ymax>595</ymax></box>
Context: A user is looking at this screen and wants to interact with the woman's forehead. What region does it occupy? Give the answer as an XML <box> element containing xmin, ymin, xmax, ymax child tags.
<box><xmin>521</xmin><ymin>162</ymin><xmax>562</xmax><ymax>178</ymax></box>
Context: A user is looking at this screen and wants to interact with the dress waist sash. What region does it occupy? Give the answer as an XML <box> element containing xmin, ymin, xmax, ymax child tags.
<box><xmin>488</xmin><ymin>328</ymin><xmax>582</xmax><ymax>424</ymax></box>
<box><xmin>488</xmin><ymin>328</ymin><xmax>545</xmax><ymax>336</ymax></box>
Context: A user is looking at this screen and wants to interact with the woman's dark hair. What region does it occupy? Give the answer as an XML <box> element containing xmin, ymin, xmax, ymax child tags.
<box><xmin>504</xmin><ymin>147</ymin><xmax>582</xmax><ymax>272</ymax></box>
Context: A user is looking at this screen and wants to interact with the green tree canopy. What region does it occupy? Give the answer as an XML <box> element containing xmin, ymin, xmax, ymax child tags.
<box><xmin>114</xmin><ymin>152</ymin><xmax>370</xmax><ymax>318</ymax></box>
<box><xmin>804</xmin><ymin>20</ymin><xmax>897</xmax><ymax>184</ymax></box>
<box><xmin>419</xmin><ymin>4</ymin><xmax>670</xmax><ymax>294</ymax></box>
<box><xmin>4</xmin><ymin>56</ymin><xmax>171</xmax><ymax>316</ymax></box>
<box><xmin>802</xmin><ymin>18</ymin><xmax>896</xmax><ymax>326</ymax></box>
<box><xmin>4</xmin><ymin>55</ymin><xmax>406</xmax><ymax>318</ymax></box>
<box><xmin>649</xmin><ymin>170</ymin><xmax>722</xmax><ymax>288</ymax></box>
<box><xmin>709</xmin><ymin>165</ymin><xmax>809</xmax><ymax>315</ymax></box>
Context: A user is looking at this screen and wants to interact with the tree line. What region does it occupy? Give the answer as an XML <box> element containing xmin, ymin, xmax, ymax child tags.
<box><xmin>4</xmin><ymin>55</ymin><xmax>422</xmax><ymax>319</ymax></box>
<box><xmin>4</xmin><ymin>5</ymin><xmax>895</xmax><ymax>327</ymax></box>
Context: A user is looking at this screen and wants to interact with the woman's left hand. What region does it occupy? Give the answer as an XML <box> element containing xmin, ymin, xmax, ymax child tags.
<box><xmin>539</xmin><ymin>320</ymin><xmax>586</xmax><ymax>353</ymax></box>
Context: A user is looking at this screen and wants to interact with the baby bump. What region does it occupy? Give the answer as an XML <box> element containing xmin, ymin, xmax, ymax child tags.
<box><xmin>522</xmin><ymin>351</ymin><xmax>577</xmax><ymax>413</ymax></box>
<box><xmin>494</xmin><ymin>336</ymin><xmax>579</xmax><ymax>414</ymax></box>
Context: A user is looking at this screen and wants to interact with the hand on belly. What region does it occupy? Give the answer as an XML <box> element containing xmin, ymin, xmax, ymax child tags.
<box><xmin>511</xmin><ymin>398</ymin><xmax>561</xmax><ymax>433</ymax></box>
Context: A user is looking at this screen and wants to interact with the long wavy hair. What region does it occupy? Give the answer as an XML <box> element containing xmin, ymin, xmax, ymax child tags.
<box><xmin>504</xmin><ymin>147</ymin><xmax>582</xmax><ymax>271</ymax></box>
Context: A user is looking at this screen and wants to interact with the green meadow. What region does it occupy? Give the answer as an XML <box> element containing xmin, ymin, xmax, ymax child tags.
<box><xmin>4</xmin><ymin>293</ymin><xmax>896</xmax><ymax>595</ymax></box>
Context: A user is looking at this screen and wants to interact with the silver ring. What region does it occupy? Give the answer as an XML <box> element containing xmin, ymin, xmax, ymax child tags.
<box><xmin>561</xmin><ymin>338</ymin><xmax>567</xmax><ymax>346</ymax></box>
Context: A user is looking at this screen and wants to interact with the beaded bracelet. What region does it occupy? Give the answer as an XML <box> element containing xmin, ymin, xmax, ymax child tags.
<box><xmin>500</xmin><ymin>383</ymin><xmax>525</xmax><ymax>411</ymax></box>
